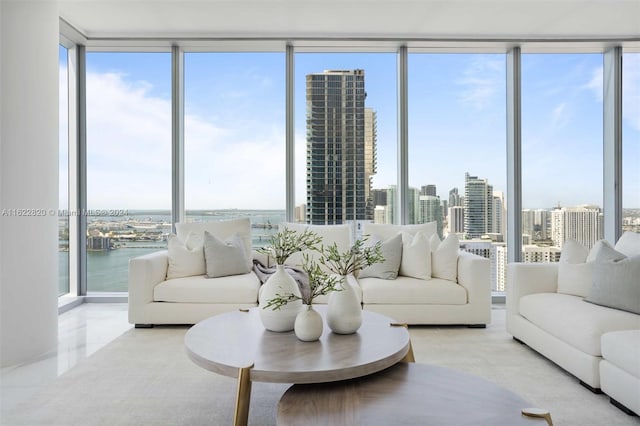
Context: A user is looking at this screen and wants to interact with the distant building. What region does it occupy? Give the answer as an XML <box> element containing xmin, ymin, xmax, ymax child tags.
<box><xmin>449</xmin><ymin>187</ymin><xmax>462</xmax><ymax>207</ymax></box>
<box><xmin>522</xmin><ymin>245</ymin><xmax>562</xmax><ymax>263</ymax></box>
<box><xmin>419</xmin><ymin>195</ymin><xmax>443</xmax><ymax>238</ymax></box>
<box><xmin>551</xmin><ymin>205</ymin><xmax>603</xmax><ymax>249</ymax></box>
<box><xmin>464</xmin><ymin>172</ymin><xmax>494</xmax><ymax>239</ymax></box>
<box><xmin>374</xmin><ymin>205</ymin><xmax>386</xmax><ymax>224</ymax></box>
<box><xmin>294</xmin><ymin>204</ymin><xmax>306</xmax><ymax>223</ymax></box>
<box><xmin>421</xmin><ymin>184</ymin><xmax>436</xmax><ymax>197</ymax></box>
<box><xmin>448</xmin><ymin>206</ymin><xmax>465</xmax><ymax>234</ymax></box>
<box><xmin>305</xmin><ymin>69</ymin><xmax>376</xmax><ymax>224</ymax></box>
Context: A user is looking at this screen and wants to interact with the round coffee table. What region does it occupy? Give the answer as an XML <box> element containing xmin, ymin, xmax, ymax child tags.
<box><xmin>277</xmin><ymin>362</ymin><xmax>549</xmax><ymax>425</ymax></box>
<box><xmin>184</xmin><ymin>306</ymin><xmax>411</xmax><ymax>426</ymax></box>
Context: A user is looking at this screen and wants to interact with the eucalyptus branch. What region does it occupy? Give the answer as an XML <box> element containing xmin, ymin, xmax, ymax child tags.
<box><xmin>319</xmin><ymin>237</ymin><xmax>384</xmax><ymax>276</ymax></box>
<box><xmin>263</xmin><ymin>252</ymin><xmax>341</xmax><ymax>309</ymax></box>
<box><xmin>257</xmin><ymin>227</ymin><xmax>322</xmax><ymax>265</ymax></box>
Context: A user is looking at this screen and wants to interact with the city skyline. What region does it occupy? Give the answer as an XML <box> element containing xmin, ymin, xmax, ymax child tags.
<box><xmin>60</xmin><ymin>50</ymin><xmax>640</xmax><ymax>211</ymax></box>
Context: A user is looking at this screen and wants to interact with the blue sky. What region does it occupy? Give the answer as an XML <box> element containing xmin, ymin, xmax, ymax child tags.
<box><xmin>60</xmin><ymin>48</ymin><xmax>639</xmax><ymax>210</ymax></box>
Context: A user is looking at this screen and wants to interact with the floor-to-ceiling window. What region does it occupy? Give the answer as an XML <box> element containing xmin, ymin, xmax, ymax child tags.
<box><xmin>85</xmin><ymin>52</ymin><xmax>172</xmax><ymax>292</ymax></box>
<box><xmin>408</xmin><ymin>53</ymin><xmax>507</xmax><ymax>291</ymax></box>
<box><xmin>59</xmin><ymin>44</ymin><xmax>70</xmax><ymax>296</ymax></box>
<box><xmin>183</xmin><ymin>52</ymin><xmax>286</xmax><ymax>247</ymax></box>
<box><xmin>294</xmin><ymin>52</ymin><xmax>397</xmax><ymax>236</ymax></box>
<box><xmin>623</xmin><ymin>52</ymin><xmax>640</xmax><ymax>234</ymax></box>
<box><xmin>521</xmin><ymin>53</ymin><xmax>604</xmax><ymax>261</ymax></box>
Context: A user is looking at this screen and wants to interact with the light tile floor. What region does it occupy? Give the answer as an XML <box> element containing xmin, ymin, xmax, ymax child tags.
<box><xmin>0</xmin><ymin>303</ymin><xmax>132</xmax><ymax>416</ymax></box>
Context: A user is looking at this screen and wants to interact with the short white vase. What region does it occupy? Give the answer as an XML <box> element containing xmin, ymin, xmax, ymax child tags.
<box><xmin>327</xmin><ymin>276</ymin><xmax>362</xmax><ymax>334</ymax></box>
<box><xmin>259</xmin><ymin>264</ymin><xmax>302</xmax><ymax>332</ymax></box>
<box><xmin>294</xmin><ymin>305</ymin><xmax>323</xmax><ymax>342</ymax></box>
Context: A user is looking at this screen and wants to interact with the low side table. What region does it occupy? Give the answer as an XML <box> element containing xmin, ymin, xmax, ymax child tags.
<box><xmin>184</xmin><ymin>306</ymin><xmax>411</xmax><ymax>426</ymax></box>
<box><xmin>277</xmin><ymin>362</ymin><xmax>549</xmax><ymax>425</ymax></box>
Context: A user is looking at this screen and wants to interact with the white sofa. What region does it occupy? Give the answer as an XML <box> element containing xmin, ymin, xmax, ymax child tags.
<box><xmin>506</xmin><ymin>231</ymin><xmax>640</xmax><ymax>412</ymax></box>
<box><xmin>129</xmin><ymin>220</ymin><xmax>491</xmax><ymax>328</ymax></box>
<box><xmin>600</xmin><ymin>330</ymin><xmax>640</xmax><ymax>415</ymax></box>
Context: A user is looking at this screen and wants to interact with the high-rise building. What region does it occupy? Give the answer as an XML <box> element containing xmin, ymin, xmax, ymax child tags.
<box><xmin>419</xmin><ymin>195</ymin><xmax>443</xmax><ymax>238</ymax></box>
<box><xmin>464</xmin><ymin>172</ymin><xmax>494</xmax><ymax>239</ymax></box>
<box><xmin>449</xmin><ymin>187</ymin><xmax>462</xmax><ymax>207</ymax></box>
<box><xmin>364</xmin><ymin>108</ymin><xmax>377</xmax><ymax>220</ymax></box>
<box><xmin>551</xmin><ymin>205</ymin><xmax>603</xmax><ymax>249</ymax></box>
<box><xmin>385</xmin><ymin>185</ymin><xmax>397</xmax><ymax>224</ymax></box>
<box><xmin>305</xmin><ymin>69</ymin><xmax>376</xmax><ymax>224</ymax></box>
<box><xmin>421</xmin><ymin>184</ymin><xmax>436</xmax><ymax>197</ymax></box>
<box><xmin>408</xmin><ymin>187</ymin><xmax>420</xmax><ymax>224</ymax></box>
<box><xmin>371</xmin><ymin>188</ymin><xmax>387</xmax><ymax>207</ymax></box>
<box><xmin>492</xmin><ymin>191</ymin><xmax>505</xmax><ymax>236</ymax></box>
<box><xmin>448</xmin><ymin>206</ymin><xmax>465</xmax><ymax>234</ymax></box>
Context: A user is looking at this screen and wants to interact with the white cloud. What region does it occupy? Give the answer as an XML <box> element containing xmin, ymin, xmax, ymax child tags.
<box><xmin>551</xmin><ymin>102</ymin><xmax>569</xmax><ymax>128</ymax></box>
<box><xmin>456</xmin><ymin>57</ymin><xmax>503</xmax><ymax>110</ymax></box>
<box><xmin>84</xmin><ymin>70</ymin><xmax>285</xmax><ymax>210</ymax></box>
<box><xmin>584</xmin><ymin>66</ymin><xmax>603</xmax><ymax>102</ymax></box>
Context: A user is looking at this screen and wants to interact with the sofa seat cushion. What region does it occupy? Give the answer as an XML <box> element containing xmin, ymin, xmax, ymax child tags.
<box><xmin>154</xmin><ymin>272</ymin><xmax>260</xmax><ymax>304</ymax></box>
<box><xmin>519</xmin><ymin>293</ymin><xmax>640</xmax><ymax>356</ymax></box>
<box><xmin>601</xmin><ymin>330</ymin><xmax>640</xmax><ymax>379</ymax></box>
<box><xmin>360</xmin><ymin>276</ymin><xmax>467</xmax><ymax>305</ymax></box>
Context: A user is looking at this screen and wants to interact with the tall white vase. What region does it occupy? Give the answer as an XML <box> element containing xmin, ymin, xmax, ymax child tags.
<box><xmin>327</xmin><ymin>276</ymin><xmax>362</xmax><ymax>334</ymax></box>
<box><xmin>259</xmin><ymin>264</ymin><xmax>302</xmax><ymax>332</ymax></box>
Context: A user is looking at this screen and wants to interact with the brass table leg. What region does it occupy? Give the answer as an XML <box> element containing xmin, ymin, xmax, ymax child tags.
<box><xmin>522</xmin><ymin>408</ymin><xmax>553</xmax><ymax>425</ymax></box>
<box><xmin>233</xmin><ymin>365</ymin><xmax>253</xmax><ymax>426</ymax></box>
<box><xmin>391</xmin><ymin>323</ymin><xmax>415</xmax><ymax>363</ymax></box>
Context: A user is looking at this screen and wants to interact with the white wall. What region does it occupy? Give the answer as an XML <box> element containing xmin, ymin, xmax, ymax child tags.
<box><xmin>1</xmin><ymin>1</ymin><xmax>59</xmax><ymax>367</ymax></box>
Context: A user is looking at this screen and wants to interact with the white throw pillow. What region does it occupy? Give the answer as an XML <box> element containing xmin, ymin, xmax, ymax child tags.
<box><xmin>585</xmin><ymin>242</ymin><xmax>640</xmax><ymax>315</ymax></box>
<box><xmin>166</xmin><ymin>232</ymin><xmax>206</xmax><ymax>279</ymax></box>
<box><xmin>615</xmin><ymin>231</ymin><xmax>640</xmax><ymax>257</ymax></box>
<box><xmin>429</xmin><ymin>233</ymin><xmax>458</xmax><ymax>282</ymax></box>
<box><xmin>557</xmin><ymin>239</ymin><xmax>593</xmax><ymax>298</ymax></box>
<box><xmin>203</xmin><ymin>231</ymin><xmax>251</xmax><ymax>278</ymax></box>
<box><xmin>399</xmin><ymin>231</ymin><xmax>431</xmax><ymax>280</ymax></box>
<box><xmin>362</xmin><ymin>222</ymin><xmax>437</xmax><ymax>242</ymax></box>
<box><xmin>175</xmin><ymin>218</ymin><xmax>252</xmax><ymax>270</ymax></box>
<box><xmin>358</xmin><ymin>233</ymin><xmax>403</xmax><ymax>280</ymax></box>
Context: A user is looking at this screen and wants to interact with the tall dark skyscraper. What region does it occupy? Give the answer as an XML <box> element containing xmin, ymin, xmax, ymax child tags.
<box><xmin>305</xmin><ymin>69</ymin><xmax>376</xmax><ymax>225</ymax></box>
<box><xmin>464</xmin><ymin>172</ymin><xmax>494</xmax><ymax>239</ymax></box>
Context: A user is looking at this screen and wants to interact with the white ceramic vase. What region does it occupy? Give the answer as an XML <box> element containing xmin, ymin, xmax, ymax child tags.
<box><xmin>259</xmin><ymin>264</ymin><xmax>302</xmax><ymax>332</ymax></box>
<box><xmin>327</xmin><ymin>276</ymin><xmax>362</xmax><ymax>334</ymax></box>
<box><xmin>294</xmin><ymin>305</ymin><xmax>323</xmax><ymax>342</ymax></box>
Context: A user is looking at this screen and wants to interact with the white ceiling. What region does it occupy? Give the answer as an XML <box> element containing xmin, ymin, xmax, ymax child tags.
<box><xmin>59</xmin><ymin>0</ymin><xmax>640</xmax><ymax>48</ymax></box>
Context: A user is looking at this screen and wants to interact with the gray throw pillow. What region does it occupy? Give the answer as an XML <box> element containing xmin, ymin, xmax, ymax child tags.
<box><xmin>203</xmin><ymin>231</ymin><xmax>251</xmax><ymax>278</ymax></box>
<box><xmin>358</xmin><ymin>233</ymin><xmax>402</xmax><ymax>280</ymax></box>
<box><xmin>584</xmin><ymin>241</ymin><xmax>640</xmax><ymax>315</ymax></box>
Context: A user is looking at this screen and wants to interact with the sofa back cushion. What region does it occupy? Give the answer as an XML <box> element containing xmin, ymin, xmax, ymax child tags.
<box><xmin>203</xmin><ymin>231</ymin><xmax>251</xmax><ymax>278</ymax></box>
<box><xmin>585</xmin><ymin>241</ymin><xmax>640</xmax><ymax>315</ymax></box>
<box><xmin>399</xmin><ymin>231</ymin><xmax>432</xmax><ymax>280</ymax></box>
<box><xmin>358</xmin><ymin>233</ymin><xmax>403</xmax><ymax>280</ymax></box>
<box><xmin>615</xmin><ymin>231</ymin><xmax>640</xmax><ymax>257</ymax></box>
<box><xmin>557</xmin><ymin>239</ymin><xmax>593</xmax><ymax>298</ymax></box>
<box><xmin>176</xmin><ymin>218</ymin><xmax>253</xmax><ymax>270</ymax></box>
<box><xmin>362</xmin><ymin>222</ymin><xmax>437</xmax><ymax>241</ymax></box>
<box><xmin>430</xmin><ymin>233</ymin><xmax>459</xmax><ymax>282</ymax></box>
<box><xmin>166</xmin><ymin>232</ymin><xmax>206</xmax><ymax>279</ymax></box>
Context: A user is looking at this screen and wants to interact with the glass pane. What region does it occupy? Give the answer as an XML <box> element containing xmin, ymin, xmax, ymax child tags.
<box><xmin>522</xmin><ymin>54</ymin><xmax>603</xmax><ymax>259</ymax></box>
<box><xmin>59</xmin><ymin>45</ymin><xmax>69</xmax><ymax>296</ymax></box>
<box><xmin>184</xmin><ymin>53</ymin><xmax>286</xmax><ymax>247</ymax></box>
<box><xmin>623</xmin><ymin>53</ymin><xmax>640</xmax><ymax>233</ymax></box>
<box><xmin>295</xmin><ymin>53</ymin><xmax>397</xmax><ymax>237</ymax></box>
<box><xmin>86</xmin><ymin>52</ymin><xmax>172</xmax><ymax>292</ymax></box>
<box><xmin>408</xmin><ymin>53</ymin><xmax>507</xmax><ymax>290</ymax></box>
